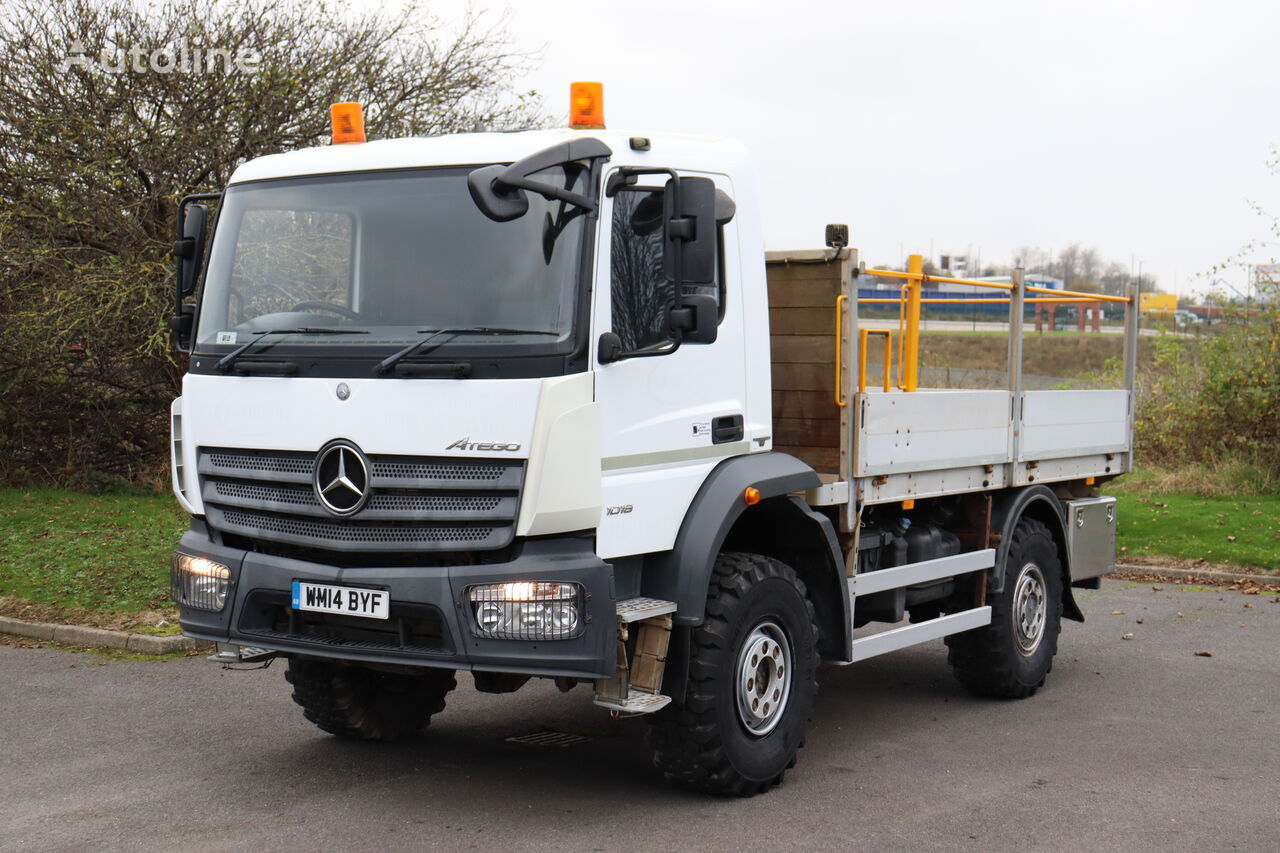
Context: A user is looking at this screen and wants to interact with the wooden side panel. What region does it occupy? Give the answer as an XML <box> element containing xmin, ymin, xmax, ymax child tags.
<box><xmin>766</xmin><ymin>259</ymin><xmax>844</xmax><ymax>473</ymax></box>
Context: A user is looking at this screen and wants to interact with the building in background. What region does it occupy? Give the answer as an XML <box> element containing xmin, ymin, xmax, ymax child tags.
<box><xmin>1139</xmin><ymin>292</ymin><xmax>1177</xmax><ymax>322</ymax></box>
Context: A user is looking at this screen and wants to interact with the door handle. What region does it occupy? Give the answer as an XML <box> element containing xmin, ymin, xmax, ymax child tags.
<box><xmin>712</xmin><ymin>415</ymin><xmax>744</xmax><ymax>444</ymax></box>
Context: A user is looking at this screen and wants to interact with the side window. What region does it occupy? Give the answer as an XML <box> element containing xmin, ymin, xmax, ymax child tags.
<box><xmin>610</xmin><ymin>189</ymin><xmax>670</xmax><ymax>352</ymax></box>
<box><xmin>610</xmin><ymin>183</ymin><xmax>724</xmax><ymax>351</ymax></box>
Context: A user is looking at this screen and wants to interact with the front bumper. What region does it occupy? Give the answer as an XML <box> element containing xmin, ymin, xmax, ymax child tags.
<box><xmin>176</xmin><ymin>520</ymin><xmax>616</xmax><ymax>680</ymax></box>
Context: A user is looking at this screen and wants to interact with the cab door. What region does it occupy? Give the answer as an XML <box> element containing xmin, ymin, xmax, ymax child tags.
<box><xmin>592</xmin><ymin>169</ymin><xmax>749</xmax><ymax>559</ymax></box>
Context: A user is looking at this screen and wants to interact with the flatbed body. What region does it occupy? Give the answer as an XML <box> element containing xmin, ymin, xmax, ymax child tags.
<box><xmin>767</xmin><ymin>249</ymin><xmax>1135</xmax><ymax>528</ymax></box>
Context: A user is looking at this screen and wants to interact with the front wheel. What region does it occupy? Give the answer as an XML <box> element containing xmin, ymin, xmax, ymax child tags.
<box><xmin>946</xmin><ymin>517</ymin><xmax>1063</xmax><ymax>698</ymax></box>
<box><xmin>646</xmin><ymin>552</ymin><xmax>819</xmax><ymax>796</ymax></box>
<box><xmin>286</xmin><ymin>658</ymin><xmax>456</xmax><ymax>741</ymax></box>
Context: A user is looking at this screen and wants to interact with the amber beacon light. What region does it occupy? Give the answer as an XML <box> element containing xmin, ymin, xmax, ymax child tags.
<box><xmin>569</xmin><ymin>82</ymin><xmax>605</xmax><ymax>129</ymax></box>
<box><xmin>330</xmin><ymin>102</ymin><xmax>367</xmax><ymax>144</ymax></box>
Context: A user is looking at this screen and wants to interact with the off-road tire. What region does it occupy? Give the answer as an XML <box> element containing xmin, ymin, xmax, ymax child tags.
<box><xmin>286</xmin><ymin>658</ymin><xmax>456</xmax><ymax>740</ymax></box>
<box><xmin>946</xmin><ymin>517</ymin><xmax>1063</xmax><ymax>698</ymax></box>
<box><xmin>646</xmin><ymin>552</ymin><xmax>819</xmax><ymax>796</ymax></box>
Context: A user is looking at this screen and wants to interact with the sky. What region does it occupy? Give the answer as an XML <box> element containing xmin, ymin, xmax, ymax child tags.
<box><xmin>378</xmin><ymin>0</ymin><xmax>1280</xmax><ymax>297</ymax></box>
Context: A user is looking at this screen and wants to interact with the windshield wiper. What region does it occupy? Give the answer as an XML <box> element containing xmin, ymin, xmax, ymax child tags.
<box><xmin>374</xmin><ymin>327</ymin><xmax>559</xmax><ymax>376</ymax></box>
<box><xmin>215</xmin><ymin>327</ymin><xmax>368</xmax><ymax>373</ymax></box>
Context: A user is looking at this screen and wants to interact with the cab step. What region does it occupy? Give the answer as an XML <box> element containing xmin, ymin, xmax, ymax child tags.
<box><xmin>208</xmin><ymin>643</ymin><xmax>276</xmax><ymax>664</ymax></box>
<box><xmin>594</xmin><ymin>599</ymin><xmax>677</xmax><ymax>715</ymax></box>
<box><xmin>593</xmin><ymin>688</ymin><xmax>672</xmax><ymax>715</ymax></box>
<box><xmin>615</xmin><ymin>596</ymin><xmax>677</xmax><ymax>622</ymax></box>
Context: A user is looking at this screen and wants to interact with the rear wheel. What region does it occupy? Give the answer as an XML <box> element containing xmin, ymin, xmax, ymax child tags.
<box><xmin>646</xmin><ymin>552</ymin><xmax>819</xmax><ymax>796</ymax></box>
<box><xmin>946</xmin><ymin>517</ymin><xmax>1063</xmax><ymax>698</ymax></box>
<box><xmin>286</xmin><ymin>658</ymin><xmax>456</xmax><ymax>740</ymax></box>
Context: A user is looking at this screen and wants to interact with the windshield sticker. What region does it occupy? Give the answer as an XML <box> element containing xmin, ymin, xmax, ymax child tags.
<box><xmin>216</xmin><ymin>331</ymin><xmax>237</xmax><ymax>344</ymax></box>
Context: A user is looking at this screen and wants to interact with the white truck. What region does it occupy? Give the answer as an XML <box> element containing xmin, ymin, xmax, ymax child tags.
<box><xmin>169</xmin><ymin>86</ymin><xmax>1136</xmax><ymax>795</ymax></box>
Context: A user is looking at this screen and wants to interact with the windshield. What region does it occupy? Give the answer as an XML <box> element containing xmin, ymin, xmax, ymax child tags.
<box><xmin>195</xmin><ymin>166</ymin><xmax>591</xmax><ymax>361</ymax></box>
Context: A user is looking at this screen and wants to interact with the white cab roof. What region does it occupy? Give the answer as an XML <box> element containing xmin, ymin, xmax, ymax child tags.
<box><xmin>227</xmin><ymin>129</ymin><xmax>751</xmax><ymax>185</ymax></box>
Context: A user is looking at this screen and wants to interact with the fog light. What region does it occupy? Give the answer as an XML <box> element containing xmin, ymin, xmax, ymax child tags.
<box><xmin>467</xmin><ymin>581</ymin><xmax>583</xmax><ymax>640</ymax></box>
<box><xmin>171</xmin><ymin>553</ymin><xmax>231</xmax><ymax>612</ymax></box>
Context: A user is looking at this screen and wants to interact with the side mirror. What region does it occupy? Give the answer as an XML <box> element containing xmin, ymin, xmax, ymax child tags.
<box><xmin>669</xmin><ymin>294</ymin><xmax>718</xmax><ymax>345</ymax></box>
<box><xmin>174</xmin><ymin>203</ymin><xmax>208</xmax><ymax>297</ymax></box>
<box><xmin>662</xmin><ymin>176</ymin><xmax>718</xmax><ymax>284</ymax></box>
<box><xmin>171</xmin><ymin>194</ymin><xmax>218</xmax><ymax>351</ymax></box>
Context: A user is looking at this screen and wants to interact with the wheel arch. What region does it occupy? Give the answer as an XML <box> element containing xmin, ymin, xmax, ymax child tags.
<box><xmin>721</xmin><ymin>496</ymin><xmax>851</xmax><ymax>661</ymax></box>
<box><xmin>641</xmin><ymin>452</ymin><xmax>848</xmax><ymax>652</ymax></box>
<box><xmin>991</xmin><ymin>485</ymin><xmax>1083</xmax><ymax>622</ymax></box>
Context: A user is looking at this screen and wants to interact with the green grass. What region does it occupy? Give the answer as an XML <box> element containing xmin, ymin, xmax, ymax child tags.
<box><xmin>1110</xmin><ymin>488</ymin><xmax>1280</xmax><ymax>570</ymax></box>
<box><xmin>0</xmin><ymin>488</ymin><xmax>186</xmax><ymax>613</ymax></box>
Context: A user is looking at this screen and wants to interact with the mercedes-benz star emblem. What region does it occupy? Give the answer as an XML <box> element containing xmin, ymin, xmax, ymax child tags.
<box><xmin>313</xmin><ymin>441</ymin><xmax>370</xmax><ymax>516</ymax></box>
<box><xmin>335</xmin><ymin>382</ymin><xmax>350</xmax><ymax>401</ymax></box>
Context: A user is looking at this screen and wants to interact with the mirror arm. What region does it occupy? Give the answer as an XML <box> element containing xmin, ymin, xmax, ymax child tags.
<box><xmin>497</xmin><ymin>174</ymin><xmax>598</xmax><ymax>212</ymax></box>
<box><xmin>471</xmin><ymin>138</ymin><xmax>611</xmax><ymax>222</ymax></box>
<box><xmin>174</xmin><ymin>192</ymin><xmax>222</xmax><ymax>241</ymax></box>
<box><xmin>600</xmin><ymin>329</ymin><xmax>683</xmax><ymax>364</ymax></box>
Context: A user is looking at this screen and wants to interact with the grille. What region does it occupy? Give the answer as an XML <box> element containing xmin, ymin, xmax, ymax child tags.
<box><xmin>208</xmin><ymin>480</ymin><xmax>508</xmax><ymax>519</ymax></box>
<box><xmin>219</xmin><ymin>508</ymin><xmax>498</xmax><ymax>545</ymax></box>
<box><xmin>372</xmin><ymin>461</ymin><xmax>505</xmax><ymax>480</ymax></box>
<box><xmin>198</xmin><ymin>446</ymin><xmax>523</xmax><ymax>555</ymax></box>
<box><xmin>214</xmin><ymin>481</ymin><xmax>314</xmax><ymax>506</ymax></box>
<box><xmin>371</xmin><ymin>494</ymin><xmax>501</xmax><ymax>512</ymax></box>
<box><xmin>208</xmin><ymin>450</ymin><xmax>314</xmax><ymax>475</ymax></box>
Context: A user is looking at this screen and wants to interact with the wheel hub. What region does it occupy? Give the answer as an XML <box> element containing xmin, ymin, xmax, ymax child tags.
<box><xmin>1012</xmin><ymin>562</ymin><xmax>1048</xmax><ymax>656</ymax></box>
<box><xmin>734</xmin><ymin>620</ymin><xmax>793</xmax><ymax>736</ymax></box>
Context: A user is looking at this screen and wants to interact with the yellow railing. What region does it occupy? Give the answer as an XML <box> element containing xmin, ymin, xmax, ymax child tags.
<box><xmin>858</xmin><ymin>329</ymin><xmax>893</xmax><ymax>392</ymax></box>
<box><xmin>834</xmin><ymin>294</ymin><xmax>848</xmax><ymax>406</ymax></box>
<box><xmin>848</xmin><ymin>256</ymin><xmax>1134</xmax><ymax>392</ymax></box>
<box><xmin>858</xmin><ymin>296</ymin><xmax>1103</xmax><ymax>304</ymax></box>
<box><xmin>860</xmin><ymin>266</ymin><xmax>1130</xmax><ymax>303</ymax></box>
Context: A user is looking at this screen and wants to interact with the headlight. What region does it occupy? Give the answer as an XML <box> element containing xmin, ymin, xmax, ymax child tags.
<box><xmin>467</xmin><ymin>581</ymin><xmax>583</xmax><ymax>640</ymax></box>
<box><xmin>171</xmin><ymin>553</ymin><xmax>231</xmax><ymax>612</ymax></box>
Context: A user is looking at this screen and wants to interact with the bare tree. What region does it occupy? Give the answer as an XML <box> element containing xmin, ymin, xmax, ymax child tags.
<box><xmin>0</xmin><ymin>0</ymin><xmax>543</xmax><ymax>484</ymax></box>
<box><xmin>1079</xmin><ymin>246</ymin><xmax>1102</xmax><ymax>285</ymax></box>
<box><xmin>1057</xmin><ymin>243</ymin><xmax>1082</xmax><ymax>288</ymax></box>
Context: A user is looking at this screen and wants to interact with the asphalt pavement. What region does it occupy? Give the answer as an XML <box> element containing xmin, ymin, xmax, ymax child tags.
<box><xmin>2</xmin><ymin>579</ymin><xmax>1277</xmax><ymax>853</ymax></box>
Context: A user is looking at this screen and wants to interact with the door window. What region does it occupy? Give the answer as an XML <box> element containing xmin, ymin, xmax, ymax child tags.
<box><xmin>609</xmin><ymin>182</ymin><xmax>724</xmax><ymax>352</ymax></box>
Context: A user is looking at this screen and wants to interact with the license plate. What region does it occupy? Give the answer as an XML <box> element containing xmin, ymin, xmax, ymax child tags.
<box><xmin>291</xmin><ymin>581</ymin><xmax>390</xmax><ymax>620</ymax></box>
